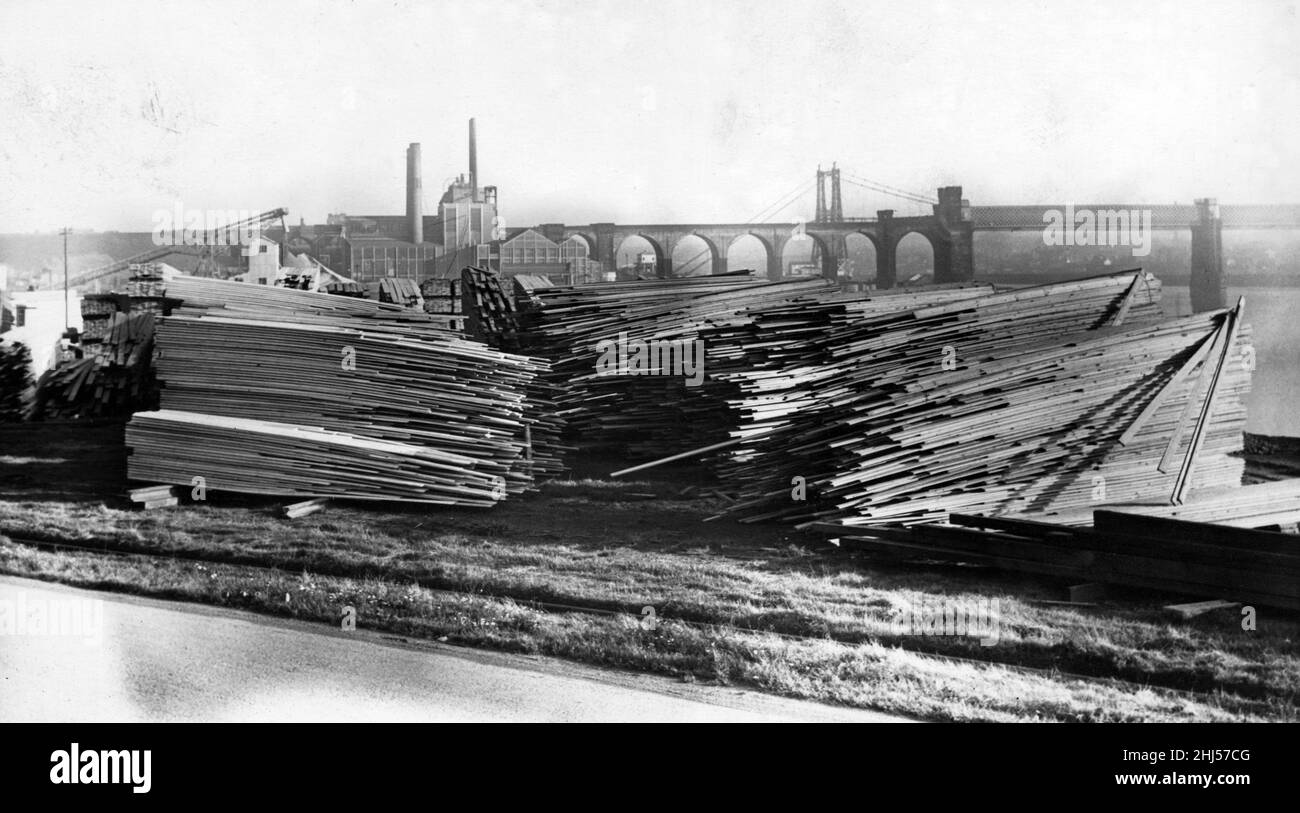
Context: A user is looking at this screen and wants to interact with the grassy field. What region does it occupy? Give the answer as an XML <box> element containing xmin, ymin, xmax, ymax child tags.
<box><xmin>1</xmin><ymin>422</ymin><xmax>1297</xmax><ymax>721</ymax></box>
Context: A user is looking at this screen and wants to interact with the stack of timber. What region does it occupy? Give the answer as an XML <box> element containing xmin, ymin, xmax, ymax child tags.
<box><xmin>460</xmin><ymin>266</ymin><xmax>520</xmax><ymax>349</ymax></box>
<box><xmin>377</xmin><ymin>277</ymin><xmax>423</xmax><ymax>310</ymax></box>
<box><xmin>1027</xmin><ymin>479</ymin><xmax>1300</xmax><ymax>529</ymax></box>
<box><xmin>420</xmin><ymin>277</ymin><xmax>462</xmax><ymax>315</ymax></box>
<box><xmin>709</xmin><ymin>273</ymin><xmax>1254</xmax><ymax>526</ymax></box>
<box><xmin>698</xmin><ymin>283</ymin><xmax>1000</xmax><ymax>442</ymax></box>
<box><xmin>79</xmin><ymin>294</ymin><xmax>123</xmax><ymax>341</ymax></box>
<box><xmin>511</xmin><ymin>274</ymin><xmax>557</xmax><ymax>313</ymax></box>
<box><xmin>518</xmin><ymin>274</ymin><xmax>842</xmax><ymax>455</ymax></box>
<box><xmin>0</xmin><ymin>340</ymin><xmax>33</xmax><ymax>422</ymax></box>
<box><xmin>34</xmin><ymin>311</ymin><xmax>159</xmax><ymax>420</ymax></box>
<box><xmin>82</xmin><ymin>311</ymin><xmax>156</xmax><ymax>367</ymax></box>
<box><xmin>324</xmin><ymin>281</ymin><xmax>366</xmax><ymax>298</ymax></box>
<box><xmin>128</xmin><ymin>484</ymin><xmax>178</xmax><ymax>510</ymax></box>
<box><xmin>166</xmin><ymin>274</ymin><xmax>469</xmax><ymax>332</ymax></box>
<box><xmin>165</xmin><ymin>275</ymin><xmax>411</xmax><ymax>317</ymax></box>
<box><xmin>125</xmin><ymin>276</ymin><xmax>566</xmax><ymax>505</ymax></box>
<box><xmin>825</xmin><ymin>498</ymin><xmax>1300</xmax><ymax>610</ymax></box>
<box><xmin>125</xmin><ymin>263</ymin><xmax>167</xmax><ymax>298</ymax></box>
<box><xmin>128</xmin><ymin>410</ymin><xmax>524</xmax><ymax>505</ymax></box>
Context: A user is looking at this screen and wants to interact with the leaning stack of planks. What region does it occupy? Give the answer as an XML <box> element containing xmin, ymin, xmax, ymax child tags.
<box><xmin>460</xmin><ymin>266</ymin><xmax>520</xmax><ymax>349</ymax></box>
<box><xmin>34</xmin><ymin>311</ymin><xmax>159</xmax><ymax>420</ymax></box>
<box><xmin>698</xmin><ymin>283</ymin><xmax>1002</xmax><ymax>444</ymax></box>
<box><xmin>0</xmin><ymin>340</ymin><xmax>33</xmax><ymax>422</ymax></box>
<box><xmin>823</xmin><ymin>494</ymin><xmax>1300</xmax><ymax>610</ymax></box>
<box><xmin>705</xmin><ymin>272</ymin><xmax>1253</xmax><ymax>526</ymax></box>
<box><xmin>125</xmin><ymin>275</ymin><xmax>566</xmax><ymax>505</ymax></box>
<box><xmin>519</xmin><ymin>274</ymin><xmax>845</xmax><ymax>455</ymax></box>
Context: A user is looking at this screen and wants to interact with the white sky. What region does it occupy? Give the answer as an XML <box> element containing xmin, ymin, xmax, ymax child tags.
<box><xmin>1</xmin><ymin>0</ymin><xmax>1298</xmax><ymax>232</ymax></box>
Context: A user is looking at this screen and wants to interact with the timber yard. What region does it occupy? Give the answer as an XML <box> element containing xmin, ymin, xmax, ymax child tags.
<box><xmin>3</xmin><ymin>113</ymin><xmax>1300</xmax><ymax>723</ymax></box>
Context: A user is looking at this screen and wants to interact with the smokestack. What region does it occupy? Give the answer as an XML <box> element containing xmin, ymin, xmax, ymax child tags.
<box><xmin>407</xmin><ymin>142</ymin><xmax>423</xmax><ymax>244</ymax></box>
<box><xmin>468</xmin><ymin>118</ymin><xmax>478</xmax><ymax>200</ymax></box>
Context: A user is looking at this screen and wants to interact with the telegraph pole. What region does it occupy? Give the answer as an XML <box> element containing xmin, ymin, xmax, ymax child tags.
<box><xmin>60</xmin><ymin>226</ymin><xmax>70</xmax><ymax>330</ymax></box>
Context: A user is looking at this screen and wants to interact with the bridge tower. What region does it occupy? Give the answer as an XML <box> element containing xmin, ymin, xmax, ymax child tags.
<box><xmin>829</xmin><ymin>165</ymin><xmax>843</xmax><ymax>222</ymax></box>
<box><xmin>1190</xmin><ymin>198</ymin><xmax>1226</xmax><ymax>312</ymax></box>
<box><xmin>815</xmin><ymin>167</ymin><xmax>828</xmax><ymax>223</ymax></box>
<box><xmin>875</xmin><ymin>209</ymin><xmax>898</xmax><ymax>288</ymax></box>
<box><xmin>934</xmin><ymin>186</ymin><xmax>974</xmax><ymax>284</ymax></box>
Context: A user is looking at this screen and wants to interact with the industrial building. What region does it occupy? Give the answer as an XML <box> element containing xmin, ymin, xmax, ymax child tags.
<box><xmin>277</xmin><ymin>120</ymin><xmax>508</xmax><ymax>284</ymax></box>
<box><xmin>475</xmin><ymin>228</ymin><xmax>605</xmax><ymax>284</ymax></box>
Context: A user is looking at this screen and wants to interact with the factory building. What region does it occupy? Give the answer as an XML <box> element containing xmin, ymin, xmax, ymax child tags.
<box><xmin>295</xmin><ymin>120</ymin><xmax>502</xmax><ymax>283</ymax></box>
<box><xmin>475</xmin><ymin>229</ymin><xmax>604</xmax><ymax>285</ymax></box>
<box><xmin>247</xmin><ymin>119</ymin><xmax>595</xmax><ymax>286</ymax></box>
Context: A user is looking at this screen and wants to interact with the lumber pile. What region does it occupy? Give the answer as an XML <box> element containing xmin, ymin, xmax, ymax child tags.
<box><xmin>129</xmin><ymin>410</ymin><xmax>526</xmax><ymax>505</ymax></box>
<box><xmin>518</xmin><ymin>274</ymin><xmax>845</xmax><ymax>455</ymax></box>
<box><xmin>125</xmin><ymin>263</ymin><xmax>167</xmax><ymax>298</ymax></box>
<box><xmin>377</xmin><ymin>278</ymin><xmax>423</xmax><ymax>309</ymax></box>
<box><xmin>81</xmin><ymin>311</ymin><xmax>156</xmax><ymax>367</ymax></box>
<box><xmin>324</xmin><ymin>281</ymin><xmax>366</xmax><ymax>298</ymax></box>
<box><xmin>125</xmin><ymin>275</ymin><xmax>566</xmax><ymax>505</ymax></box>
<box><xmin>511</xmin><ymin>274</ymin><xmax>557</xmax><ymax>312</ymax></box>
<box><xmin>128</xmin><ymin>484</ymin><xmax>178</xmax><ymax>510</ymax></box>
<box><xmin>461</xmin><ymin>266</ymin><xmax>520</xmax><ymax>348</ymax></box>
<box><xmin>707</xmin><ymin>273</ymin><xmax>1254</xmax><ymax>526</ymax></box>
<box><xmin>420</xmin><ymin>277</ymin><xmax>462</xmax><ymax>315</ymax></box>
<box><xmin>1032</xmin><ymin>479</ymin><xmax>1300</xmax><ymax>529</ymax></box>
<box><xmin>165</xmin><ymin>275</ymin><xmax>409</xmax><ymax>317</ymax></box>
<box><xmin>0</xmin><ymin>340</ymin><xmax>33</xmax><ymax>422</ymax></box>
<box><xmin>34</xmin><ymin>310</ymin><xmax>159</xmax><ymax>420</ymax></box>
<box><xmin>825</xmin><ymin>500</ymin><xmax>1300</xmax><ymax>610</ymax></box>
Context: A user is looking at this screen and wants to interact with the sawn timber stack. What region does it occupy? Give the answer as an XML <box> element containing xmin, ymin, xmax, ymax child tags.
<box><xmin>706</xmin><ymin>272</ymin><xmax>1252</xmax><ymax>526</ymax></box>
<box><xmin>126</xmin><ymin>275</ymin><xmax>564</xmax><ymax>505</ymax></box>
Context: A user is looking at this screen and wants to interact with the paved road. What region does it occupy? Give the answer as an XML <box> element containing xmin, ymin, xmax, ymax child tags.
<box><xmin>0</xmin><ymin>575</ymin><xmax>908</xmax><ymax>723</ymax></box>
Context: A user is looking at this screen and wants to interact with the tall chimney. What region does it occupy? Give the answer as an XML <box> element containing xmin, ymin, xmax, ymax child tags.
<box><xmin>407</xmin><ymin>142</ymin><xmax>423</xmax><ymax>244</ymax></box>
<box><xmin>468</xmin><ymin>118</ymin><xmax>478</xmax><ymax>201</ymax></box>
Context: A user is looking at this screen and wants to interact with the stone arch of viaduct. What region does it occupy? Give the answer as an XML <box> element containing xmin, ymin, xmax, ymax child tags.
<box><xmin>531</xmin><ymin>187</ymin><xmax>974</xmax><ymax>287</ymax></box>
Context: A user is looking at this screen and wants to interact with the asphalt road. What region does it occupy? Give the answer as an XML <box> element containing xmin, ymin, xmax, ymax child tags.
<box><xmin>0</xmin><ymin>575</ymin><xmax>908</xmax><ymax>723</ymax></box>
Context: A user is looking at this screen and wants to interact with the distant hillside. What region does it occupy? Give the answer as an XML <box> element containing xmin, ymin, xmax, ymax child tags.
<box><xmin>0</xmin><ymin>232</ymin><xmax>221</xmax><ymax>290</ymax></box>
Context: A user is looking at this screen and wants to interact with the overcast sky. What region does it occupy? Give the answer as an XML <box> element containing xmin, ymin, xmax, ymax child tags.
<box><xmin>2</xmin><ymin>0</ymin><xmax>1298</xmax><ymax>232</ymax></box>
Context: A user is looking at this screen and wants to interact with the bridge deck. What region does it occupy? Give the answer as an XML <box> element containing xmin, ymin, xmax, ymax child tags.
<box><xmin>971</xmin><ymin>204</ymin><xmax>1300</xmax><ymax>230</ymax></box>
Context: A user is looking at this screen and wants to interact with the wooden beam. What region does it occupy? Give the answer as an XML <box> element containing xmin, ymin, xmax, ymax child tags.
<box><xmin>283</xmin><ymin>498</ymin><xmax>330</xmax><ymax>519</ymax></box>
<box><xmin>1163</xmin><ymin>599</ymin><xmax>1240</xmax><ymax>620</ymax></box>
<box><xmin>610</xmin><ymin>438</ymin><xmax>742</xmax><ymax>478</ymax></box>
<box><xmin>1171</xmin><ymin>298</ymin><xmax>1244</xmax><ymax>503</ymax></box>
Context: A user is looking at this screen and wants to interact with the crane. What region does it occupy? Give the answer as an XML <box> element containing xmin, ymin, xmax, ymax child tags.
<box><xmin>60</xmin><ymin>207</ymin><xmax>289</xmax><ymax>289</ymax></box>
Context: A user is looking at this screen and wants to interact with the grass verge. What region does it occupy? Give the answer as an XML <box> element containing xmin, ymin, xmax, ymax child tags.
<box><xmin>1</xmin><ymin>423</ymin><xmax>1297</xmax><ymax>721</ymax></box>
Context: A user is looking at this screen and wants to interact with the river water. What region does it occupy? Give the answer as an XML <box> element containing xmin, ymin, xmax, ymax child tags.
<box><xmin>1161</xmin><ymin>285</ymin><xmax>1298</xmax><ymax>437</ymax></box>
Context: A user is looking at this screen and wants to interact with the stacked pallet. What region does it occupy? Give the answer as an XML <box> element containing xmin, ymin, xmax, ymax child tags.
<box><xmin>126</xmin><ymin>276</ymin><xmax>565</xmax><ymax>503</ymax></box>
<box><xmin>708</xmin><ymin>273</ymin><xmax>1252</xmax><ymax>526</ymax></box>
<box><xmin>827</xmin><ymin>500</ymin><xmax>1300</xmax><ymax>610</ymax></box>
